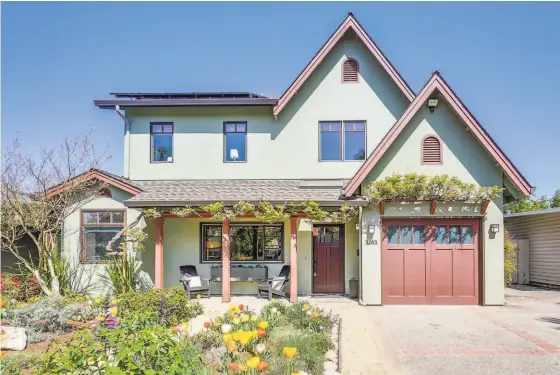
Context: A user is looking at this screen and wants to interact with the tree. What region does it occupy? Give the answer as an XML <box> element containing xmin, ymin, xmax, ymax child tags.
<box><xmin>1</xmin><ymin>134</ymin><xmax>109</xmax><ymax>296</ymax></box>
<box><xmin>506</xmin><ymin>195</ymin><xmax>549</xmax><ymax>213</ymax></box>
<box><xmin>551</xmin><ymin>190</ymin><xmax>560</xmax><ymax>208</ymax></box>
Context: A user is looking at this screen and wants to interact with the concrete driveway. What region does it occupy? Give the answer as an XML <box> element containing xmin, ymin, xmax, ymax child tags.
<box><xmin>369</xmin><ymin>286</ymin><xmax>560</xmax><ymax>375</ymax></box>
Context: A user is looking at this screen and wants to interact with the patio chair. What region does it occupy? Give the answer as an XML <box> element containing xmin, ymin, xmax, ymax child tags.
<box><xmin>257</xmin><ymin>265</ymin><xmax>290</xmax><ymax>300</ymax></box>
<box><xmin>180</xmin><ymin>265</ymin><xmax>211</xmax><ymax>299</ymax></box>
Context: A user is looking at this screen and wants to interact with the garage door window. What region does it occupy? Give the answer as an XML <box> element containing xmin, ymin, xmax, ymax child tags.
<box><xmin>387</xmin><ymin>225</ymin><xmax>425</xmax><ymax>244</ymax></box>
<box><xmin>436</xmin><ymin>225</ymin><xmax>473</xmax><ymax>244</ymax></box>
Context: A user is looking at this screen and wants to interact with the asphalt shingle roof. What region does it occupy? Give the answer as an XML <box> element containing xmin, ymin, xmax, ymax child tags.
<box><xmin>125</xmin><ymin>179</ymin><xmax>365</xmax><ymax>207</ymax></box>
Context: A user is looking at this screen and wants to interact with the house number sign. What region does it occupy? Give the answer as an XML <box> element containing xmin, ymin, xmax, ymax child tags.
<box><xmin>365</xmin><ymin>239</ymin><xmax>378</xmax><ymax>245</ymax></box>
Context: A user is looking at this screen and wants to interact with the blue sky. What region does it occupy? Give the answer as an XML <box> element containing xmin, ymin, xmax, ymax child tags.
<box><xmin>2</xmin><ymin>2</ymin><xmax>559</xmax><ymax>196</ymax></box>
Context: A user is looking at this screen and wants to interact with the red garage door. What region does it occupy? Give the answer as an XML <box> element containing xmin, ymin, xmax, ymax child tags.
<box><xmin>382</xmin><ymin>219</ymin><xmax>479</xmax><ymax>305</ymax></box>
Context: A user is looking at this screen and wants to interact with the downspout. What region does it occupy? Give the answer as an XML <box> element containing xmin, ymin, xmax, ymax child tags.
<box><xmin>115</xmin><ymin>105</ymin><xmax>131</xmax><ymax>178</ymax></box>
<box><xmin>358</xmin><ymin>206</ymin><xmax>365</xmax><ymax>306</ymax></box>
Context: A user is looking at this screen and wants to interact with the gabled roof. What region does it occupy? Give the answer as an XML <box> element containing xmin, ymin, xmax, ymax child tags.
<box><xmin>273</xmin><ymin>13</ymin><xmax>415</xmax><ymax>116</ymax></box>
<box><xmin>343</xmin><ymin>72</ymin><xmax>533</xmax><ymax>197</ymax></box>
<box><xmin>46</xmin><ymin>169</ymin><xmax>142</xmax><ymax>197</ymax></box>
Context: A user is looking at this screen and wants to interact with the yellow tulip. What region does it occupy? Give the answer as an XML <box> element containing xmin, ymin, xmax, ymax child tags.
<box><xmin>247</xmin><ymin>357</ymin><xmax>260</xmax><ymax>369</ymax></box>
<box><xmin>303</xmin><ymin>303</ymin><xmax>310</xmax><ymax>311</ymax></box>
<box><xmin>232</xmin><ymin>317</ymin><xmax>241</xmax><ymax>325</ymax></box>
<box><xmin>250</xmin><ymin>315</ymin><xmax>258</xmax><ymax>322</ymax></box>
<box><xmin>223</xmin><ymin>333</ymin><xmax>233</xmax><ymax>342</ymax></box>
<box><xmin>111</xmin><ymin>299</ymin><xmax>118</xmax><ymax>304</ymax></box>
<box><xmin>96</xmin><ymin>316</ymin><xmax>105</xmax><ymax>322</ymax></box>
<box><xmin>283</xmin><ymin>347</ymin><xmax>299</xmax><ymax>358</ymax></box>
<box><xmin>242</xmin><ymin>314</ymin><xmax>250</xmax><ymax>322</ymax></box>
<box><xmin>109</xmin><ymin>307</ymin><xmax>118</xmax><ymax>315</ymax></box>
<box><xmin>258</xmin><ymin>321</ymin><xmax>269</xmax><ymax>330</ymax></box>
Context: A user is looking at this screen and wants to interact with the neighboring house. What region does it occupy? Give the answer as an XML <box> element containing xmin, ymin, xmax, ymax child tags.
<box><xmin>59</xmin><ymin>13</ymin><xmax>531</xmax><ymax>305</ymax></box>
<box><xmin>505</xmin><ymin>208</ymin><xmax>560</xmax><ymax>286</ymax></box>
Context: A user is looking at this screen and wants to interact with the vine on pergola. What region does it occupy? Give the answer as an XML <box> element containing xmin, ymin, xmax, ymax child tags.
<box><xmin>363</xmin><ymin>174</ymin><xmax>503</xmax><ymax>204</ymax></box>
<box><xmin>142</xmin><ymin>200</ymin><xmax>359</xmax><ymax>223</ymax></box>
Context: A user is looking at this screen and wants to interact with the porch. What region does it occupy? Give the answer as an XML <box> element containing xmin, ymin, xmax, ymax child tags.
<box><xmin>140</xmin><ymin>215</ymin><xmax>360</xmax><ymax>303</ymax></box>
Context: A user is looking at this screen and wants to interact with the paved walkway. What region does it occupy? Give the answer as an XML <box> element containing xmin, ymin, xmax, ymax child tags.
<box><xmin>193</xmin><ymin>296</ymin><xmax>395</xmax><ymax>375</ymax></box>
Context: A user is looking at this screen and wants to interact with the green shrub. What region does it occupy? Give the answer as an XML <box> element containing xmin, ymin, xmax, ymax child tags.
<box><xmin>0</xmin><ymin>352</ymin><xmax>43</xmax><ymax>375</ymax></box>
<box><xmin>8</xmin><ymin>297</ymin><xmax>100</xmax><ymax>342</ymax></box>
<box><xmin>118</xmin><ymin>286</ymin><xmax>203</xmax><ymax>327</ymax></box>
<box><xmin>191</xmin><ymin>329</ymin><xmax>223</xmax><ymax>352</ymax></box>
<box><xmin>99</xmin><ymin>255</ymin><xmax>143</xmax><ymax>294</ymax></box>
<box><xmin>504</xmin><ymin>231</ymin><xmax>518</xmax><ymax>286</ymax></box>
<box><xmin>37</xmin><ymin>313</ymin><xmax>205</xmax><ymax>375</ymax></box>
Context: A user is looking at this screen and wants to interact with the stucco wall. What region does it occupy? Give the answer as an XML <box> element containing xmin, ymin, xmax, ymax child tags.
<box><xmin>125</xmin><ymin>33</ymin><xmax>409</xmax><ymax>180</ymax></box>
<box><xmin>140</xmin><ymin>218</ymin><xmax>359</xmax><ymax>295</ymax></box>
<box><xmin>61</xmin><ymin>187</ymin><xmax>141</xmax><ymax>296</ymax></box>
<box><xmin>359</xmin><ymin>100</ymin><xmax>505</xmax><ymax>305</ymax></box>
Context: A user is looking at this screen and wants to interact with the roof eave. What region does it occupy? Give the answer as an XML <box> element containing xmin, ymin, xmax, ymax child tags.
<box><xmin>93</xmin><ymin>99</ymin><xmax>278</xmax><ymax>109</ymax></box>
<box><xmin>124</xmin><ymin>198</ymin><xmax>368</xmax><ymax>208</ymax></box>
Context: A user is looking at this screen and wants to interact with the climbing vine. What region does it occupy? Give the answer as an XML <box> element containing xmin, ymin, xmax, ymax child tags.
<box><xmin>363</xmin><ymin>174</ymin><xmax>503</xmax><ymax>203</ymax></box>
<box><xmin>142</xmin><ymin>200</ymin><xmax>359</xmax><ymax>223</ymax></box>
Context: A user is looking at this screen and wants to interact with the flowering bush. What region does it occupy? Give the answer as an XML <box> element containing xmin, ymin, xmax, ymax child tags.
<box><xmin>0</xmin><ymin>273</ymin><xmax>42</xmax><ymax>308</ymax></box>
<box><xmin>36</xmin><ymin>312</ymin><xmax>205</xmax><ymax>375</ymax></box>
<box><xmin>194</xmin><ymin>300</ymin><xmax>336</xmax><ymax>375</ymax></box>
<box><xmin>118</xmin><ymin>286</ymin><xmax>203</xmax><ymax>327</ymax></box>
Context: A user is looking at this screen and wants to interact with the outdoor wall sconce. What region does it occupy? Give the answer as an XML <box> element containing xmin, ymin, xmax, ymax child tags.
<box><xmin>367</xmin><ymin>224</ymin><xmax>375</xmax><ymax>234</ymax></box>
<box><xmin>355</xmin><ymin>223</ymin><xmax>360</xmax><ymax>232</ymax></box>
<box><xmin>490</xmin><ymin>224</ymin><xmax>500</xmax><ymax>233</ymax></box>
<box><xmin>428</xmin><ymin>98</ymin><xmax>439</xmax><ymax>113</ymax></box>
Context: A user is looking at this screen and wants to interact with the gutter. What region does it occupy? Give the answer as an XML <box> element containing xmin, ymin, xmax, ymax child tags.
<box><xmin>358</xmin><ymin>206</ymin><xmax>365</xmax><ymax>306</ymax></box>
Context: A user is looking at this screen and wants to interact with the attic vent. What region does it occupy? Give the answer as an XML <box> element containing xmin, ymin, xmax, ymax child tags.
<box><xmin>96</xmin><ymin>187</ymin><xmax>112</xmax><ymax>198</ymax></box>
<box><xmin>342</xmin><ymin>58</ymin><xmax>359</xmax><ymax>83</ymax></box>
<box><xmin>421</xmin><ymin>135</ymin><xmax>442</xmax><ymax>164</ymax></box>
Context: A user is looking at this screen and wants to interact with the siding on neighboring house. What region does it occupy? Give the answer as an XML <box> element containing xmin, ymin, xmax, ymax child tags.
<box><xmin>505</xmin><ymin>210</ymin><xmax>560</xmax><ymax>286</ymax></box>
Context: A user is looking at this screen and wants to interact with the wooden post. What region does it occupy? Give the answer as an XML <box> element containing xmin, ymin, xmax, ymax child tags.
<box><xmin>222</xmin><ymin>219</ymin><xmax>231</xmax><ymax>303</ymax></box>
<box><xmin>290</xmin><ymin>217</ymin><xmax>298</xmax><ymax>303</ymax></box>
<box><xmin>154</xmin><ymin>217</ymin><xmax>164</xmax><ymax>288</ymax></box>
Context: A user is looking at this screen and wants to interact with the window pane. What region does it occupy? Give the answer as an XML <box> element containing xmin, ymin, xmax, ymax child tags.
<box><xmin>344</xmin><ymin>128</ymin><xmax>366</xmax><ymax>160</ymax></box>
<box><xmin>400</xmin><ymin>225</ymin><xmax>412</xmax><ymax>244</ymax></box>
<box><xmin>320</xmin><ymin>130</ymin><xmax>341</xmax><ymax>161</ymax></box>
<box><xmin>83</xmin><ymin>212</ymin><xmax>98</xmax><ymax>224</ymax></box>
<box><xmin>462</xmin><ymin>226</ymin><xmax>473</xmax><ymax>244</ymax></box>
<box><xmin>225</xmin><ymin>123</ymin><xmax>236</xmax><ymax>133</ymax></box>
<box><xmin>264</xmin><ymin>226</ymin><xmax>282</xmax><ymax>261</ymax></box>
<box><xmin>450</xmin><ymin>226</ymin><xmax>461</xmax><ymax>244</ymax></box>
<box><xmin>413</xmin><ymin>226</ymin><xmax>425</xmax><ymax>244</ymax></box>
<box><xmin>152</xmin><ymin>124</ymin><xmax>162</xmax><ymax>133</ymax></box>
<box><xmin>436</xmin><ymin>226</ymin><xmax>448</xmax><ymax>244</ymax></box>
<box><xmin>111</xmin><ymin>211</ymin><xmax>124</xmax><ymax>224</ymax></box>
<box><xmin>203</xmin><ymin>225</ymin><xmax>222</xmax><ymax>261</ymax></box>
<box><xmin>162</xmin><ymin>124</ymin><xmax>173</xmax><ymax>133</ymax></box>
<box><xmin>99</xmin><ymin>211</ymin><xmax>111</xmax><ymax>224</ymax></box>
<box><xmin>153</xmin><ymin>134</ymin><xmax>173</xmax><ymax>162</ymax></box>
<box><xmin>318</xmin><ymin>226</ymin><xmax>340</xmax><ymax>243</ymax></box>
<box><xmin>231</xmin><ymin>226</ymin><xmax>261</xmax><ymax>261</ymax></box>
<box><xmin>225</xmin><ymin>133</ymin><xmax>247</xmax><ymax>162</ymax></box>
<box><xmin>387</xmin><ymin>225</ymin><xmax>398</xmax><ymax>244</ymax></box>
<box><xmin>84</xmin><ymin>228</ymin><xmax>121</xmax><ymax>262</ymax></box>
<box><xmin>236</xmin><ymin>123</ymin><xmax>246</xmax><ymax>133</ymax></box>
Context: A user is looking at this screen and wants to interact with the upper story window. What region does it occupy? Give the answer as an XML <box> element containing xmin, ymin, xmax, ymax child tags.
<box><xmin>421</xmin><ymin>135</ymin><xmax>442</xmax><ymax>164</ymax></box>
<box><xmin>342</xmin><ymin>58</ymin><xmax>359</xmax><ymax>83</ymax></box>
<box><xmin>151</xmin><ymin>123</ymin><xmax>173</xmax><ymax>163</ymax></box>
<box><xmin>81</xmin><ymin>210</ymin><xmax>125</xmax><ymax>263</ymax></box>
<box><xmin>319</xmin><ymin>121</ymin><xmax>366</xmax><ymax>161</ymax></box>
<box><xmin>224</xmin><ymin>121</ymin><xmax>247</xmax><ymax>162</ymax></box>
<box><xmin>201</xmin><ymin>223</ymin><xmax>283</xmax><ymax>262</ymax></box>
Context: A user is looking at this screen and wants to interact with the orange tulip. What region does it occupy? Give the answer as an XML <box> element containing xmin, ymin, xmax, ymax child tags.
<box><xmin>238</xmin><ymin>364</ymin><xmax>247</xmax><ymax>371</ymax></box>
<box><xmin>312</xmin><ymin>311</ymin><xmax>320</xmax><ymax>318</ymax></box>
<box><xmin>204</xmin><ymin>322</ymin><xmax>211</xmax><ymax>329</ymax></box>
<box><xmin>0</xmin><ymin>351</ymin><xmax>6</xmax><ymax>358</ymax></box>
<box><xmin>228</xmin><ymin>362</ymin><xmax>239</xmax><ymax>371</ymax></box>
<box><xmin>257</xmin><ymin>361</ymin><xmax>269</xmax><ymax>371</ymax></box>
<box><xmin>228</xmin><ymin>310</ymin><xmax>235</xmax><ymax>318</ymax></box>
<box><xmin>256</xmin><ymin>327</ymin><xmax>266</xmax><ymax>337</ymax></box>
<box><xmin>238</xmin><ymin>304</ymin><xmax>245</xmax><ymax>311</ymax></box>
<box><xmin>227</xmin><ymin>341</ymin><xmax>238</xmax><ymax>352</ymax></box>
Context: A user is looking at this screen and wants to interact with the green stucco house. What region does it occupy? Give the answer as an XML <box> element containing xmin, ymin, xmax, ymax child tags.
<box><xmin>63</xmin><ymin>13</ymin><xmax>532</xmax><ymax>305</ymax></box>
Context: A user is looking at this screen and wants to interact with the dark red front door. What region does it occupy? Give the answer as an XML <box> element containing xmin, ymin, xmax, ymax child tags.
<box><xmin>313</xmin><ymin>225</ymin><xmax>344</xmax><ymax>293</ymax></box>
